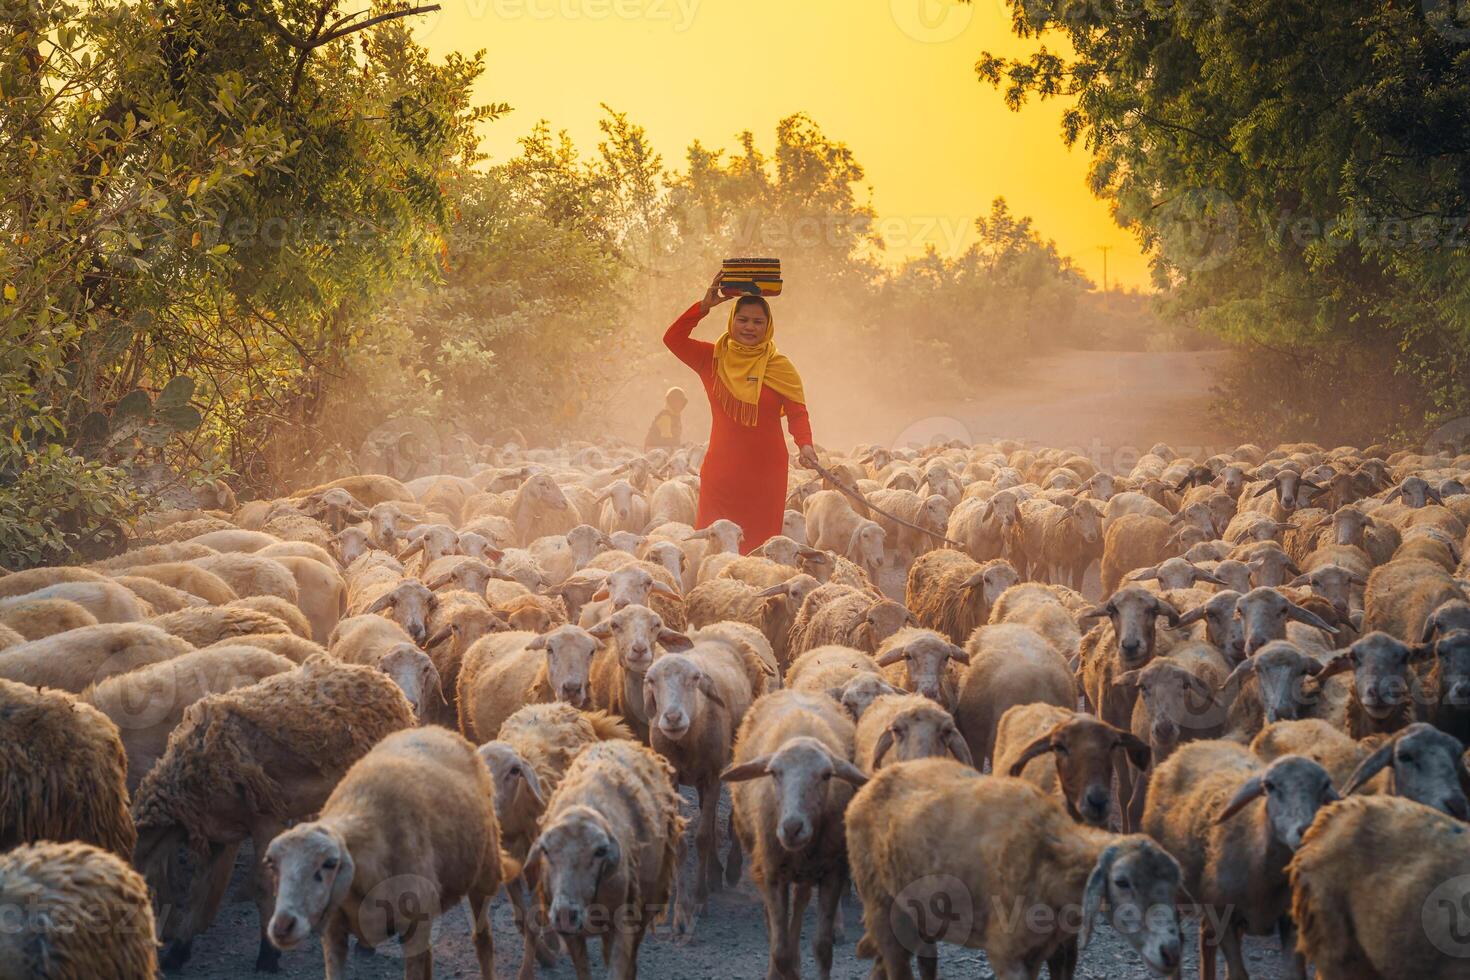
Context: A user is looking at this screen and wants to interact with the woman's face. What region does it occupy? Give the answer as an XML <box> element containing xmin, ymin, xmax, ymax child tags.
<box><xmin>731</xmin><ymin>303</ymin><xmax>769</xmax><ymax>345</ymax></box>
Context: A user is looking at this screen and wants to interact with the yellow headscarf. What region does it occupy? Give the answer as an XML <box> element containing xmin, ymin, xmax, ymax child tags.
<box><xmin>711</xmin><ymin>299</ymin><xmax>806</xmax><ymax>426</ymax></box>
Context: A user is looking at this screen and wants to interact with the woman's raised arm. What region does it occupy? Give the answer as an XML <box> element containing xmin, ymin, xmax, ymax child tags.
<box><xmin>664</xmin><ymin>272</ymin><xmax>731</xmax><ymax>373</ymax></box>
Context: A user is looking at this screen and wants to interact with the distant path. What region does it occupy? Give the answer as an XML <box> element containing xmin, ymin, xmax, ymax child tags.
<box><xmin>825</xmin><ymin>347</ymin><xmax>1238</xmax><ymax>467</ymax></box>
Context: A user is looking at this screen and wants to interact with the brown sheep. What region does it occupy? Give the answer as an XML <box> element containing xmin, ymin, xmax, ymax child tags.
<box><xmin>131</xmin><ymin>654</ymin><xmax>414</xmax><ymax>971</ymax></box>
<box><xmin>643</xmin><ymin>626</ymin><xmax>775</xmax><ymax>919</ymax></box>
<box><xmin>0</xmin><ymin>623</ymin><xmax>22</xmax><ymax>651</ymax></box>
<box><xmin>723</xmin><ymin>689</ymin><xmax>868</xmax><ymax>979</ymax></box>
<box><xmin>227</xmin><ymin>593</ymin><xmax>312</xmax><ymax>638</ymax></box>
<box><xmin>587</xmin><ymin>603</ymin><xmax>690</xmax><ymax>740</ymax></box>
<box><xmin>788</xmin><ymin>582</ymin><xmax>911</xmax><ymax>657</ymax></box>
<box><xmin>1143</xmin><ymin>740</ymin><xmax>1338</xmax><ymax>980</ymax></box>
<box><xmin>526</xmin><ymin>739</ymin><xmax>686</xmax><ymax>970</ymax></box>
<box><xmin>111</xmin><ymin>560</ymin><xmax>239</xmax><ymax>604</ymax></box>
<box><xmin>874</xmin><ymin>626</ymin><xmax>970</xmax><ymax>708</ymax></box>
<box><xmin>271</xmin><ymin>553</ymin><xmax>346</xmax><ymax>643</ymax></box>
<box><xmin>784</xmin><ymin>644</ymin><xmax>899</xmax><ymax>720</ymax></box>
<box><xmin>0</xmin><ymin>622</ymin><xmax>194</xmax><ymax>693</ymax></box>
<box><xmin>1289</xmin><ymin>795</ymin><xmax>1470</xmax><ymax>979</ymax></box>
<box><xmin>0</xmin><ymin>596</ymin><xmax>98</xmax><ymax>639</ymax></box>
<box><xmin>1363</xmin><ymin>557</ymin><xmax>1466</xmax><ymax>642</ymax></box>
<box><xmin>994</xmin><ymin>703</ymin><xmax>1150</xmax><ymax>827</ymax></box>
<box><xmin>190</xmin><ymin>551</ymin><xmax>300</xmax><ymax>603</ymax></box>
<box><xmin>847</xmin><ymin>760</ymin><xmax>1185</xmax><ymax>980</ymax></box>
<box><xmin>0</xmin><ymin>679</ymin><xmax>135</xmax><ymax>859</ymax></box>
<box><xmin>955</xmin><ymin>623</ymin><xmax>1076</xmax><ymax>769</ymax></box>
<box><xmin>146</xmin><ymin>604</ymin><xmax>293</xmax><ymax>648</ymax></box>
<box><xmin>0</xmin><ymin>841</ymin><xmax>158</xmax><ymax>979</ymax></box>
<box><xmin>494</xmin><ymin>591</ymin><xmax>570</xmax><ymax>634</ymax></box>
<box><xmin>476</xmin><ymin>703</ymin><xmax>631</xmax><ymax>980</ymax></box>
<box><xmin>0</xmin><ymin>565</ymin><xmax>108</xmax><ymax>598</ymax></box>
<box><xmin>905</xmin><ymin>549</ymin><xmax>1019</xmax><ymax>645</ymax></box>
<box><xmin>263</xmin><ymin>727</ymin><xmax>507</xmax><ymax>979</ymax></box>
<box><xmin>205</xmin><ymin>630</ymin><xmax>325</xmax><ymax>664</ymax></box>
<box><xmin>82</xmin><ymin>646</ymin><xmax>294</xmax><ymax>792</ymax></box>
<box><xmin>4</xmin><ymin>580</ymin><xmax>150</xmax><ymax>623</ymax></box>
<box><xmin>89</xmin><ymin>541</ymin><xmax>217</xmax><ymax>571</ymax></box>
<box><xmin>457</xmin><ymin>626</ymin><xmax>602</xmax><ymax>742</ymax></box>
<box><xmin>988</xmin><ymin>582</ymin><xmax>1083</xmax><ymax>667</ymax></box>
<box><xmin>114</xmin><ymin>574</ymin><xmax>209</xmax><ymax>613</ymax></box>
<box><xmin>1249</xmin><ymin>718</ymin><xmax>1368</xmax><ymax>787</ymax></box>
<box><xmin>1101</xmin><ymin>513</ymin><xmax>1182</xmax><ymax>595</ymax></box>
<box><xmin>854</xmin><ymin>692</ymin><xmax>972</xmax><ymax>772</ymax></box>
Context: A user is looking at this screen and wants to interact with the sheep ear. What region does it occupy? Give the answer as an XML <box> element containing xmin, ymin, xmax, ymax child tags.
<box><xmin>1252</xmin><ymin>482</ymin><xmax>1276</xmax><ymax>499</ymax></box>
<box><xmin>1007</xmin><ymin>733</ymin><xmax>1056</xmax><ymax>776</ymax></box>
<box><xmin>1287</xmin><ymin>603</ymin><xmax>1338</xmax><ymax>633</ymax></box>
<box><xmin>591</xmin><ymin>587</ymin><xmax>610</xmax><ymax>602</ymax></box>
<box><xmin>1079</xmin><ymin>844</ymin><xmax>1119</xmax><ymax>951</ymax></box>
<box><xmin>1383</xmin><ymin>486</ymin><xmax>1405</xmax><ymax>504</ymax></box>
<box><xmin>872</xmin><ymin>728</ymin><xmax>896</xmax><ymax>769</ymax></box>
<box><xmin>526</xmin><ymin>634</ymin><xmax>549</xmax><ymax>651</ymax></box>
<box><xmin>1130</xmin><ymin>567</ymin><xmax>1161</xmax><ymax>582</ymax></box>
<box><xmin>518</xmin><ymin>766</ymin><xmax>547</xmax><ymax>808</ymax></box>
<box><xmin>365</xmin><ymin>592</ymin><xmax>396</xmax><ymax>614</ymax></box>
<box><xmin>1288</xmin><ymin>573</ymin><xmax>1311</xmax><ymax>587</ymax></box>
<box><xmin>1428</xmin><ymin>486</ymin><xmax>1445</xmax><ymax>505</ymax></box>
<box><xmin>1194</xmin><ymin>568</ymin><xmax>1226</xmax><ymax>587</ymax></box>
<box><xmin>875</xmin><ymin>644</ymin><xmax>907</xmax><ymax>668</ymax></box>
<box><xmin>1221</xmin><ymin>658</ymin><xmax>1256</xmax><ymax>691</ymax></box>
<box><xmin>697</xmin><ymin>671</ymin><xmax>727</xmax><ymax>708</ymax></box>
<box><xmin>586</xmin><ymin>619</ymin><xmax>614</xmax><ymax>640</ymax></box>
<box><xmin>658</xmin><ymin>629</ymin><xmax>693</xmax><ymax>652</ymax></box>
<box><xmin>960</xmin><ymin>570</ymin><xmax>986</xmax><ymax>590</ymax></box>
<box><xmin>1153</xmin><ymin>599</ymin><xmax>1182</xmax><ymax>626</ymax></box>
<box><xmin>945</xmin><ymin>729</ymin><xmax>974</xmax><ymax>768</ymax></box>
<box><xmin>1341</xmin><ymin>739</ymin><xmax>1396</xmax><ymax>797</ymax></box>
<box><xmin>397</xmin><ymin>538</ymin><xmax>424</xmax><ymax>560</ymax></box>
<box><xmin>1176</xmin><ymin>606</ymin><xmax>1207</xmax><ymax>627</ymax></box>
<box><xmin>754</xmin><ymin>583</ymin><xmax>789</xmax><ymax>599</ymax></box>
<box><xmin>945</xmin><ymin>643</ymin><xmax>971</xmax><ymax>666</ymax></box>
<box><xmin>649</xmin><ymin>580</ymin><xmax>681</xmax><ymax>599</ymax></box>
<box><xmin>524</xmin><ymin>835</ymin><xmax>546</xmax><ymax>870</ymax></box>
<box><xmin>1116</xmin><ymin>669</ymin><xmax>1143</xmax><ymax>689</ymax></box>
<box><xmin>1116</xmin><ymin>730</ymin><xmax>1152</xmax><ymax>772</ymax></box>
<box><xmin>1423</xmin><ymin>613</ymin><xmax>1443</xmax><ymax>644</ymax></box>
<box><xmin>1317</xmin><ymin>653</ymin><xmax>1355</xmax><ymax>679</ymax></box>
<box><xmin>1216</xmin><ymin>775</ymin><xmax>1265</xmax><ymax>823</ymax></box>
<box><xmin>721</xmin><ymin>755</ymin><xmax>774</xmax><ymax>782</ymax></box>
<box><xmin>1076</xmin><ymin>606</ymin><xmax>1110</xmax><ymax>624</ymax></box>
<box><xmin>327</xmin><ymin>835</ymin><xmax>357</xmax><ymax>912</ymax></box>
<box><xmin>427</xmin><ymin>573</ymin><xmax>450</xmax><ymax>591</ymax></box>
<box><xmin>830</xmin><ymin>755</ymin><xmax>869</xmax><ymax>787</ymax></box>
<box><xmin>426</xmin><ymin>626</ymin><xmax>453</xmax><ymax>648</ymax></box>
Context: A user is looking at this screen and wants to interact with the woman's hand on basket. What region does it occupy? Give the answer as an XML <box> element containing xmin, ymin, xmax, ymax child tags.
<box><xmin>699</xmin><ymin>271</ymin><xmax>736</xmax><ymax>315</ymax></box>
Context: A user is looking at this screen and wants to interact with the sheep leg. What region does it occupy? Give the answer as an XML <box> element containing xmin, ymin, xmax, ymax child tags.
<box><xmin>249</xmin><ymin>817</ymin><xmax>287</xmax><ymax>972</ymax></box>
<box><xmin>322</xmin><ymin>914</ymin><xmax>350</xmax><ymax>980</ymax></box>
<box><xmin>786</xmin><ymin>883</ymin><xmax>813</xmax><ymax>976</ymax></box>
<box><xmin>468</xmin><ymin>885</ymin><xmax>496</xmax><ymax>980</ymax></box>
<box><xmin>1277</xmin><ymin>918</ymin><xmax>1306</xmax><ymax>980</ymax></box>
<box><xmin>868</xmin><ymin>896</ymin><xmax>916</xmax><ymax>980</ymax></box>
<box><xmin>1115</xmin><ymin>751</ymin><xmax>1139</xmax><ymax>832</ymax></box>
<box><xmin>506</xmin><ymin>876</ymin><xmax>558</xmax><ymax>974</ymax></box>
<box><xmin>1126</xmin><ymin>765</ymin><xmax>1150</xmax><ymax>830</ymax></box>
<box><xmin>608</xmin><ymin>922</ymin><xmax>645</xmax><ymax>980</ymax></box>
<box><xmin>724</xmin><ymin>808</ymin><xmax>744</xmax><ymax>887</ymax></box>
<box><xmin>812</xmin><ymin>875</ymin><xmax>843</xmax><ymax>980</ymax></box>
<box><xmin>565</xmin><ymin>934</ymin><xmax>593</xmax><ymax>980</ymax></box>
<box><xmin>1044</xmin><ymin>939</ymin><xmax>1078</xmax><ymax>980</ymax></box>
<box><xmin>696</xmin><ymin>778</ymin><xmax>723</xmax><ymax>899</ymax></box>
<box><xmin>1198</xmin><ymin>917</ymin><xmax>1219</xmax><ymax>980</ymax></box>
<box><xmin>1219</xmin><ymin>917</ymin><xmax>1249</xmax><ymax>980</ymax></box>
<box><xmin>759</xmin><ymin>881</ymin><xmax>795</xmax><ymax>980</ymax></box>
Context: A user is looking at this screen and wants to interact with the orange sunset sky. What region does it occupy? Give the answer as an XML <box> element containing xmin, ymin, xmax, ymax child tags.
<box><xmin>413</xmin><ymin>0</ymin><xmax>1152</xmax><ymax>290</ymax></box>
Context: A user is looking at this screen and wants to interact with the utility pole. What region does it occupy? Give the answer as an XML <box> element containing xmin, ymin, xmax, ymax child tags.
<box><xmin>1097</xmin><ymin>245</ymin><xmax>1112</xmax><ymax>292</ymax></box>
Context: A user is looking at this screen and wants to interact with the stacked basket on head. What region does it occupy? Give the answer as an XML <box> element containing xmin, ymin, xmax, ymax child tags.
<box><xmin>720</xmin><ymin>257</ymin><xmax>783</xmax><ymax>297</ymax></box>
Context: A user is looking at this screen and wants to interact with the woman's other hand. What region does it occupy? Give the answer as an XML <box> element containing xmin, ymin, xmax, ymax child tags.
<box><xmin>798</xmin><ymin>445</ymin><xmax>820</xmax><ymax>470</ymax></box>
<box><xmin>699</xmin><ymin>271</ymin><xmax>736</xmax><ymax>315</ymax></box>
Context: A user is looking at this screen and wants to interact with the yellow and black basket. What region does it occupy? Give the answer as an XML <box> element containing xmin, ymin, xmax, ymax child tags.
<box><xmin>719</xmin><ymin>257</ymin><xmax>782</xmax><ymax>297</ymax></box>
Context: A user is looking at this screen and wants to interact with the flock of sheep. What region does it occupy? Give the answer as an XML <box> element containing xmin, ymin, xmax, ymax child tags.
<box><xmin>2</xmin><ymin>436</ymin><xmax>1469</xmax><ymax>980</ymax></box>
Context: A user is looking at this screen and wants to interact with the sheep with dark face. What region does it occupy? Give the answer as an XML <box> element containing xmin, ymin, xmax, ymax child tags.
<box><xmin>994</xmin><ymin>703</ymin><xmax>1149</xmax><ymax>827</ymax></box>
<box><xmin>1318</xmin><ymin>631</ymin><xmax>1433</xmax><ymax>738</ymax></box>
<box><xmin>1341</xmin><ymin>722</ymin><xmax>1470</xmax><ymax>819</ymax></box>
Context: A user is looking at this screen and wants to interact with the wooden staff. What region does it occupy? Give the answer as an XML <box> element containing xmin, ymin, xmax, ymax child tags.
<box><xmin>803</xmin><ymin>459</ymin><xmax>969</xmax><ymax>551</ymax></box>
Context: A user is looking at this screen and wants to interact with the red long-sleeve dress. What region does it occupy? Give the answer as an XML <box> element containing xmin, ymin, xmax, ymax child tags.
<box><xmin>664</xmin><ymin>302</ymin><xmax>813</xmax><ymax>554</ymax></box>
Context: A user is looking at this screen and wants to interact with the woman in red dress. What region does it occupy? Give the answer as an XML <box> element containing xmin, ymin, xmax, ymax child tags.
<box><xmin>664</xmin><ymin>272</ymin><xmax>819</xmax><ymax>553</ymax></box>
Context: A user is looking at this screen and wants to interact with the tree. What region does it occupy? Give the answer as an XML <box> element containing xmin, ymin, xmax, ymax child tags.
<box><xmin>977</xmin><ymin>0</ymin><xmax>1470</xmax><ymax>442</ymax></box>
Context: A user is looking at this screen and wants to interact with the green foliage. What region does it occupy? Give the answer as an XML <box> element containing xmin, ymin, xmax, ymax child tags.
<box><xmin>0</xmin><ymin>445</ymin><xmax>143</xmax><ymax>569</ymax></box>
<box><xmin>977</xmin><ymin>0</ymin><xmax>1470</xmax><ymax>443</ymax></box>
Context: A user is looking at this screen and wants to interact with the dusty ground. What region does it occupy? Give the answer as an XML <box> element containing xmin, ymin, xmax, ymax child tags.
<box><xmin>174</xmin><ymin>786</ymin><xmax>1296</xmax><ymax>979</ymax></box>
<box><xmin>170</xmin><ymin>347</ymin><xmax>1296</xmax><ymax>979</ymax></box>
